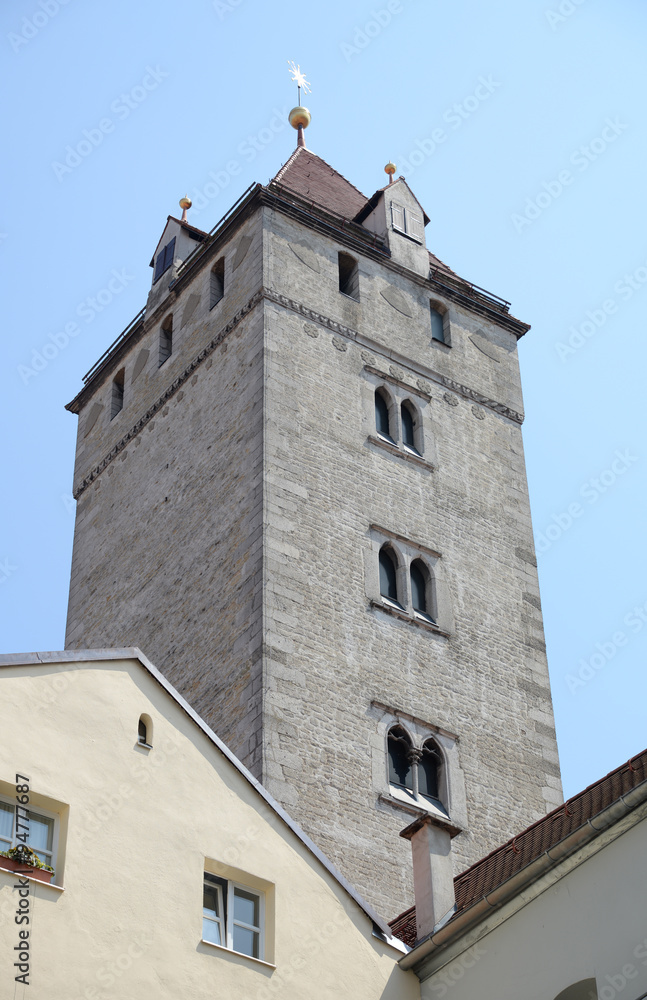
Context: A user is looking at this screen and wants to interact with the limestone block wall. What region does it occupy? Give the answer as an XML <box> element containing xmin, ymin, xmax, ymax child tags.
<box><xmin>259</xmin><ymin>210</ymin><xmax>560</xmax><ymax>917</ymax></box>
<box><xmin>65</xmin><ymin>215</ymin><xmax>266</xmax><ymax>773</ymax></box>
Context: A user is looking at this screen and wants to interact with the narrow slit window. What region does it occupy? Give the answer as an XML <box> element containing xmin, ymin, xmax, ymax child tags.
<box><xmin>430</xmin><ymin>306</ymin><xmax>446</xmax><ymax>344</ymax></box>
<box><xmin>388</xmin><ymin>726</ymin><xmax>413</xmax><ymax>791</ymax></box>
<box><xmin>338</xmin><ymin>252</ymin><xmax>359</xmax><ymax>300</ymax></box>
<box><xmin>210</xmin><ymin>257</ymin><xmax>225</xmax><ymax>309</ymax></box>
<box><xmin>110</xmin><ymin>369</ymin><xmax>125</xmax><ymax>419</ymax></box>
<box><xmin>159</xmin><ymin>316</ymin><xmax>173</xmax><ymax>367</ymax></box>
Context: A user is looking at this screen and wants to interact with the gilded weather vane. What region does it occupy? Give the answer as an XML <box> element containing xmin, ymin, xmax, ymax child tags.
<box><xmin>287</xmin><ymin>61</ymin><xmax>312</xmax><ymax>149</ymax></box>
<box><xmin>287</xmin><ymin>61</ymin><xmax>311</xmax><ymax>104</ymax></box>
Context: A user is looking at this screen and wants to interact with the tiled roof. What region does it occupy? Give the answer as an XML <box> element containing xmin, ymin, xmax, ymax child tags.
<box><xmin>390</xmin><ymin>748</ymin><xmax>647</xmax><ymax>948</ymax></box>
<box><xmin>270</xmin><ymin>147</ymin><xmax>369</xmax><ymax>220</ymax></box>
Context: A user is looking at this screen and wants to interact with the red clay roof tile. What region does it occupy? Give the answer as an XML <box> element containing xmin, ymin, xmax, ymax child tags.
<box><xmin>390</xmin><ymin>748</ymin><xmax>647</xmax><ymax>947</ymax></box>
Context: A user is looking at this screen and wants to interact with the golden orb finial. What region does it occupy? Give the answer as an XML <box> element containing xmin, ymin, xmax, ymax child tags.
<box><xmin>385</xmin><ymin>161</ymin><xmax>396</xmax><ymax>184</ymax></box>
<box><xmin>287</xmin><ymin>61</ymin><xmax>312</xmax><ymax>148</ymax></box>
<box><xmin>179</xmin><ymin>193</ymin><xmax>192</xmax><ymax>222</ymax></box>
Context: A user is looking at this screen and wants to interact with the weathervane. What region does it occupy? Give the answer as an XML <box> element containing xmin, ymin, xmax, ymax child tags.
<box><xmin>287</xmin><ymin>60</ymin><xmax>311</xmax><ymax>105</ymax></box>
<box><xmin>287</xmin><ymin>61</ymin><xmax>312</xmax><ymax>149</ymax></box>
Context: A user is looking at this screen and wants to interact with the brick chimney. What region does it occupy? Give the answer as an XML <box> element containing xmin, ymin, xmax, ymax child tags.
<box><xmin>400</xmin><ymin>815</ymin><xmax>460</xmax><ymax>941</ymax></box>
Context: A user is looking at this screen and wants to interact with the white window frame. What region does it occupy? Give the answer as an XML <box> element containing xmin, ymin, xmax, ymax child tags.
<box><xmin>0</xmin><ymin>795</ymin><xmax>59</xmax><ymax>870</ymax></box>
<box><xmin>203</xmin><ymin>874</ymin><xmax>265</xmax><ymax>961</ymax></box>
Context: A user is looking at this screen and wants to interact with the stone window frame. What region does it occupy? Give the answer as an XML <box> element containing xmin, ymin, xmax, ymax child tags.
<box><xmin>430</xmin><ymin>298</ymin><xmax>451</xmax><ymax>347</ymax></box>
<box><xmin>366</xmin><ymin>526</ymin><xmax>454</xmax><ymax>636</ymax></box>
<box><xmin>361</xmin><ymin>367</ymin><xmax>437</xmax><ymax>471</ymax></box>
<box><xmin>370</xmin><ymin>701</ymin><xmax>467</xmax><ymax>830</ymax></box>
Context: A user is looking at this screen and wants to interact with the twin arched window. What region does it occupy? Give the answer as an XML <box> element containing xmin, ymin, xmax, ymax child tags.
<box><xmin>387</xmin><ymin>726</ymin><xmax>443</xmax><ymax>805</ymax></box>
<box><xmin>379</xmin><ymin>546</ymin><xmax>436</xmax><ymax>624</ymax></box>
<box><xmin>374</xmin><ymin>389</ymin><xmax>421</xmax><ymax>455</ymax></box>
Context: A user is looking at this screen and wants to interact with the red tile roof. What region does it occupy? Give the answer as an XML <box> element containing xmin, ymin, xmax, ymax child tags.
<box><xmin>390</xmin><ymin>748</ymin><xmax>647</xmax><ymax>948</ymax></box>
<box><xmin>270</xmin><ymin>147</ymin><xmax>369</xmax><ymax>220</ymax></box>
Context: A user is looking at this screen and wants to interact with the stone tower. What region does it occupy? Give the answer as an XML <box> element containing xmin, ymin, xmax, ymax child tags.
<box><xmin>64</xmin><ymin>123</ymin><xmax>561</xmax><ymax>917</ymax></box>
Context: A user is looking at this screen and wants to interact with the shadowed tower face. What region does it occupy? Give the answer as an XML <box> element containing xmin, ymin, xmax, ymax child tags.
<box><xmin>64</xmin><ymin>125</ymin><xmax>561</xmax><ymax>917</ymax></box>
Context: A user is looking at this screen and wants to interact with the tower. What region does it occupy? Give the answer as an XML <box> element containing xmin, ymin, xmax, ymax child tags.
<box><xmin>64</xmin><ymin>93</ymin><xmax>561</xmax><ymax>917</ymax></box>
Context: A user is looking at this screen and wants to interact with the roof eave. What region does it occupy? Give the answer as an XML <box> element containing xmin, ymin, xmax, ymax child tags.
<box><xmin>398</xmin><ymin>778</ymin><xmax>647</xmax><ymax>975</ymax></box>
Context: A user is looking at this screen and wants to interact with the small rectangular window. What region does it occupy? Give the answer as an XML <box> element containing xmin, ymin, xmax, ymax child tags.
<box><xmin>159</xmin><ymin>317</ymin><xmax>173</xmax><ymax>367</ymax></box>
<box><xmin>0</xmin><ymin>798</ymin><xmax>56</xmax><ymax>871</ymax></box>
<box><xmin>110</xmin><ymin>369</ymin><xmax>125</xmax><ymax>419</ymax></box>
<box><xmin>391</xmin><ymin>203</ymin><xmax>405</xmax><ymax>234</ymax></box>
<box><xmin>210</xmin><ymin>257</ymin><xmax>225</xmax><ymax>309</ymax></box>
<box><xmin>203</xmin><ymin>873</ymin><xmax>264</xmax><ymax>961</ymax></box>
<box><xmin>392</xmin><ymin>203</ymin><xmax>424</xmax><ymax>243</ymax></box>
<box><xmin>338</xmin><ymin>252</ymin><xmax>359</xmax><ymax>300</ymax></box>
<box><xmin>430</xmin><ymin>306</ymin><xmax>446</xmax><ymax>344</ymax></box>
<box><xmin>153</xmin><ymin>237</ymin><xmax>176</xmax><ymax>284</ymax></box>
<box><xmin>408</xmin><ymin>211</ymin><xmax>424</xmax><ymax>243</ymax></box>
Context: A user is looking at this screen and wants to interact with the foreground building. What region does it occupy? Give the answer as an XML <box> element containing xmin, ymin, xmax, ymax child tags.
<box><xmin>62</xmin><ymin>109</ymin><xmax>560</xmax><ymax>916</ymax></box>
<box><xmin>0</xmin><ymin>650</ymin><xmax>416</xmax><ymax>998</ymax></box>
<box><xmin>392</xmin><ymin>748</ymin><xmax>647</xmax><ymax>1000</ymax></box>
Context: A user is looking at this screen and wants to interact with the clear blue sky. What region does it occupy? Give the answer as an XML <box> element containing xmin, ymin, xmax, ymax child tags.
<box><xmin>2</xmin><ymin>0</ymin><xmax>645</xmax><ymax>800</ymax></box>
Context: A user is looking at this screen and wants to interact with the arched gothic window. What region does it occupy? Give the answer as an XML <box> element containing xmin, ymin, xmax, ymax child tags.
<box><xmin>400</xmin><ymin>401</ymin><xmax>419</xmax><ymax>453</ymax></box>
<box><xmin>410</xmin><ymin>560</ymin><xmax>427</xmax><ymax>613</ymax></box>
<box><xmin>387</xmin><ymin>726</ymin><xmax>413</xmax><ymax>791</ymax></box>
<box><xmin>379</xmin><ymin>546</ymin><xmax>399</xmax><ymax>603</ymax></box>
<box><xmin>375</xmin><ymin>389</ymin><xmax>393</xmax><ymax>442</ymax></box>
<box><xmin>418</xmin><ymin>739</ymin><xmax>442</xmax><ymax>803</ymax></box>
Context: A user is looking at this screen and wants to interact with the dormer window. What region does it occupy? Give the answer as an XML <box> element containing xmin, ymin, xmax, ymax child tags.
<box><xmin>391</xmin><ymin>203</ymin><xmax>424</xmax><ymax>243</ymax></box>
<box><xmin>153</xmin><ymin>237</ymin><xmax>176</xmax><ymax>284</ymax></box>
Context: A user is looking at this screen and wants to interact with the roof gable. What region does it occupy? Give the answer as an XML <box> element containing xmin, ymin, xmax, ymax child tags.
<box><xmin>0</xmin><ymin>647</ymin><xmax>402</xmax><ymax>948</ymax></box>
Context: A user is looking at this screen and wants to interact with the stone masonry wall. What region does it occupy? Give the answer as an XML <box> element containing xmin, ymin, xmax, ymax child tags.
<box><xmin>64</xmin><ymin>193</ymin><xmax>561</xmax><ymax>921</ymax></box>
<box><xmin>260</xmin><ymin>207</ymin><xmax>561</xmax><ymax>918</ymax></box>
<box><xmin>65</xmin><ymin>214</ymin><xmax>266</xmax><ymax>774</ymax></box>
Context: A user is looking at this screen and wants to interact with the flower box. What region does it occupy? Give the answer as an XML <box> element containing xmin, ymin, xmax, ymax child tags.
<box><xmin>0</xmin><ymin>856</ymin><xmax>54</xmax><ymax>883</ymax></box>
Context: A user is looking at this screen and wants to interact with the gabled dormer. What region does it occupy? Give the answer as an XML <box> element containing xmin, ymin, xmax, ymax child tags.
<box><xmin>356</xmin><ymin>176</ymin><xmax>430</xmax><ymax>278</ymax></box>
<box><xmin>146</xmin><ymin>211</ymin><xmax>207</xmax><ymax>315</ymax></box>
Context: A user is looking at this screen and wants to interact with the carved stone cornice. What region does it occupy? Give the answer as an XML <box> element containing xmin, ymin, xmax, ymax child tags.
<box><xmin>73</xmin><ymin>286</ymin><xmax>523</xmax><ymax>499</ymax></box>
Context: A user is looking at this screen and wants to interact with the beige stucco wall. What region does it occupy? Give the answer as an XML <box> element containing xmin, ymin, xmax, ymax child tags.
<box><xmin>0</xmin><ymin>656</ymin><xmax>419</xmax><ymax>1000</ymax></box>
<box><xmin>416</xmin><ymin>810</ymin><xmax>647</xmax><ymax>1000</ymax></box>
